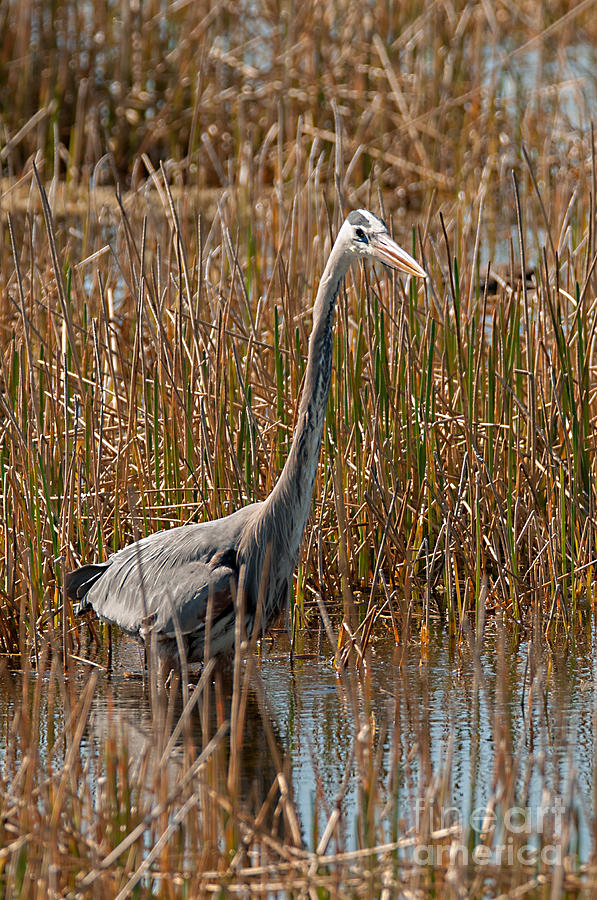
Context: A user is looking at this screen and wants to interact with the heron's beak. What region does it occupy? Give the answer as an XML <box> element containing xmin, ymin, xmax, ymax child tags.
<box><xmin>370</xmin><ymin>234</ymin><xmax>427</xmax><ymax>279</ymax></box>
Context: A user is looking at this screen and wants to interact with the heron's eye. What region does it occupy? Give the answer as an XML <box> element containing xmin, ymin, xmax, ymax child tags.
<box><xmin>355</xmin><ymin>227</ymin><xmax>368</xmax><ymax>243</ymax></box>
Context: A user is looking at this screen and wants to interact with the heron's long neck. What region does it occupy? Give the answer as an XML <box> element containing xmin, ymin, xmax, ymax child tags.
<box><xmin>258</xmin><ymin>240</ymin><xmax>350</xmax><ymax>561</ymax></box>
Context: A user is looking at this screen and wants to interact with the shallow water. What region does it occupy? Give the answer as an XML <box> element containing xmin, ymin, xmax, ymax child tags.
<box><xmin>259</xmin><ymin>626</ymin><xmax>596</xmax><ymax>860</ymax></box>
<box><xmin>1</xmin><ymin>621</ymin><xmax>594</xmax><ymax>865</ymax></box>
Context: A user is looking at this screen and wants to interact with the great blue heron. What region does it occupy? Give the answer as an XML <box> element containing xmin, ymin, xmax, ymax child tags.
<box><xmin>66</xmin><ymin>209</ymin><xmax>427</xmax><ymax>671</ymax></box>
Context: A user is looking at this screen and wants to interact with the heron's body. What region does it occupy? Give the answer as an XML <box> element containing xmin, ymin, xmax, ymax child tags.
<box><xmin>66</xmin><ymin>210</ymin><xmax>426</xmax><ymax>669</ymax></box>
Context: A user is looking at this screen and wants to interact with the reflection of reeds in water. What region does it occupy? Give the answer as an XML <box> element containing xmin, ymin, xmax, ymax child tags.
<box><xmin>0</xmin><ymin>625</ymin><xmax>592</xmax><ymax>896</ymax></box>
<box><xmin>0</xmin><ymin>640</ymin><xmax>295</xmax><ymax>896</ymax></box>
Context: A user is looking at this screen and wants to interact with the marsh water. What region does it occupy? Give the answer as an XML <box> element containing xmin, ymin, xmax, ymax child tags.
<box><xmin>1</xmin><ymin>622</ymin><xmax>595</xmax><ymax>864</ymax></box>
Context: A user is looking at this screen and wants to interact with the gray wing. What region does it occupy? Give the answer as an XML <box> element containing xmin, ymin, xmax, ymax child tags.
<box><xmin>68</xmin><ymin>503</ymin><xmax>262</xmax><ymax>637</ymax></box>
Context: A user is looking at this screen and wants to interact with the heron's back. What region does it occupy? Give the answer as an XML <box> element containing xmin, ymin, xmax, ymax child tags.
<box><xmin>67</xmin><ymin>503</ymin><xmax>264</xmax><ymax>645</ymax></box>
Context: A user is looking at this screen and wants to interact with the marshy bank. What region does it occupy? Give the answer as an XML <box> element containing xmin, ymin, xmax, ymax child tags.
<box><xmin>1</xmin><ymin>0</ymin><xmax>597</xmax><ymax>895</ymax></box>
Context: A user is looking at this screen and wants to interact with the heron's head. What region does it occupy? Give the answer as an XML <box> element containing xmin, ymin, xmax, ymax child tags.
<box><xmin>342</xmin><ymin>209</ymin><xmax>427</xmax><ymax>279</ymax></box>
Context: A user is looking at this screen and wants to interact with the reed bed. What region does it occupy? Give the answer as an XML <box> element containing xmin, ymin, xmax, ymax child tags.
<box><xmin>1</xmin><ymin>0</ymin><xmax>594</xmax><ymax>212</ymax></box>
<box><xmin>1</xmin><ymin>0</ymin><xmax>597</xmax><ymax>895</ymax></box>
<box><xmin>0</xmin><ymin>135</ymin><xmax>596</xmax><ymax>660</ymax></box>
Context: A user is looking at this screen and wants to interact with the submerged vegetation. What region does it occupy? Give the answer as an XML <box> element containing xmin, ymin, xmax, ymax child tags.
<box><xmin>0</xmin><ymin>0</ymin><xmax>597</xmax><ymax>896</ymax></box>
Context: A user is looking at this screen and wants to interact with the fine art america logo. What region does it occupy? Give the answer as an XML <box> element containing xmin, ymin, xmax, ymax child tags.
<box><xmin>413</xmin><ymin>799</ymin><xmax>565</xmax><ymax>867</ymax></box>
